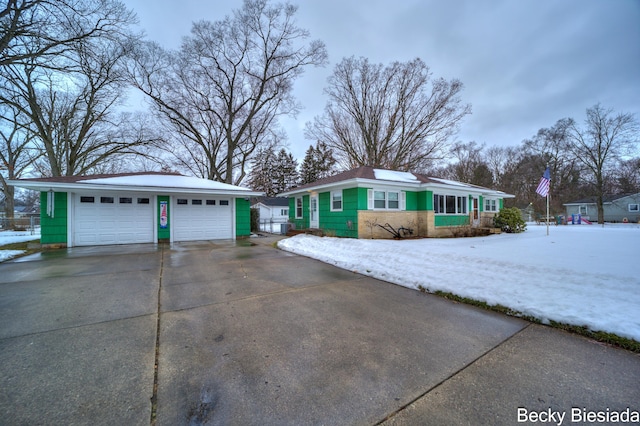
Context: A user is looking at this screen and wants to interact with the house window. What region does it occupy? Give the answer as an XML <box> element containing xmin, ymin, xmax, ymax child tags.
<box><xmin>206</xmin><ymin>200</ymin><xmax>216</xmax><ymax>205</ymax></box>
<box><xmin>119</xmin><ymin>197</ymin><xmax>132</xmax><ymax>204</ymax></box>
<box><xmin>388</xmin><ymin>192</ymin><xmax>399</xmax><ymax>209</ymax></box>
<box><xmin>434</xmin><ymin>194</ymin><xmax>468</xmax><ymax>214</ymax></box>
<box><xmin>369</xmin><ymin>190</ymin><xmax>403</xmax><ymax>210</ymax></box>
<box><xmin>295</xmin><ymin>197</ymin><xmax>303</xmax><ymax>219</ymax></box>
<box><xmin>100</xmin><ymin>197</ymin><xmax>114</xmax><ymax>204</ymax></box>
<box><xmin>280</xmin><ymin>208</ymin><xmax>288</xmax><ymax>216</ymax></box>
<box><xmin>219</xmin><ymin>200</ymin><xmax>229</xmax><ymax>206</ymax></box>
<box><xmin>374</xmin><ymin>191</ymin><xmax>386</xmax><ymax>209</ymax></box>
<box><xmin>192</xmin><ymin>199</ymin><xmax>202</xmax><ymax>205</ymax></box>
<box><xmin>331</xmin><ymin>191</ymin><xmax>343</xmax><ymax>211</ymax></box>
<box><xmin>80</xmin><ymin>196</ymin><xmax>94</xmax><ymax>203</ymax></box>
<box><xmin>629</xmin><ymin>204</ymin><xmax>639</xmax><ymax>212</ymax></box>
<box><xmin>484</xmin><ymin>198</ymin><xmax>497</xmax><ymax>212</ymax></box>
<box><xmin>177</xmin><ymin>199</ymin><xmax>188</xmax><ymax>205</ymax></box>
<box><xmin>458</xmin><ymin>196</ymin><xmax>468</xmax><ymax>214</ymax></box>
<box><xmin>579</xmin><ymin>205</ymin><xmax>588</xmax><ymax>215</ymax></box>
<box><xmin>137</xmin><ymin>198</ymin><xmax>150</xmax><ymax>204</ymax></box>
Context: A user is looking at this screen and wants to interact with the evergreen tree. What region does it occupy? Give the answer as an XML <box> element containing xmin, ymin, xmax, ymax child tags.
<box><xmin>299</xmin><ymin>141</ymin><xmax>337</xmax><ymax>184</ymax></box>
<box><xmin>247</xmin><ymin>147</ymin><xmax>277</xmax><ymax>195</ymax></box>
<box><xmin>272</xmin><ymin>149</ymin><xmax>299</xmax><ymax>195</ymax></box>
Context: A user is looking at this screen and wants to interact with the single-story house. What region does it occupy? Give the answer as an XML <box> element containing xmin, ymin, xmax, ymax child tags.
<box><xmin>250</xmin><ymin>197</ymin><xmax>290</xmax><ymax>233</ymax></box>
<box><xmin>8</xmin><ymin>172</ymin><xmax>263</xmax><ymax>247</ymax></box>
<box><xmin>278</xmin><ymin>166</ymin><xmax>514</xmax><ymax>239</ymax></box>
<box><xmin>564</xmin><ymin>193</ymin><xmax>640</xmax><ymax>223</ymax></box>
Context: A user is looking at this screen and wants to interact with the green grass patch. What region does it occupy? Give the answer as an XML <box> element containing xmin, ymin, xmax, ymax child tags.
<box><xmin>433</xmin><ymin>290</ymin><xmax>640</xmax><ymax>353</ymax></box>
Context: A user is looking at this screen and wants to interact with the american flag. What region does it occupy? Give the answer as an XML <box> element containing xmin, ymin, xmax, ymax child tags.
<box><xmin>536</xmin><ymin>167</ymin><xmax>551</xmax><ymax>197</ymax></box>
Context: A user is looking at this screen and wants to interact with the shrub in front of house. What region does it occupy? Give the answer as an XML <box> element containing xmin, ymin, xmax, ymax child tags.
<box><xmin>494</xmin><ymin>207</ymin><xmax>527</xmax><ymax>233</ymax></box>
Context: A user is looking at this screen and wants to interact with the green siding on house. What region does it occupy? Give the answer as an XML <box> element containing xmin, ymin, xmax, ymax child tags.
<box><xmin>425</xmin><ymin>190</ymin><xmax>433</xmax><ymax>211</ymax></box>
<box><xmin>40</xmin><ymin>191</ymin><xmax>67</xmax><ymax>244</ymax></box>
<box><xmin>235</xmin><ymin>198</ymin><xmax>251</xmax><ymax>237</ymax></box>
<box><xmin>318</xmin><ymin>188</ymin><xmax>359</xmax><ymax>238</ymax></box>
<box><xmin>405</xmin><ymin>191</ymin><xmax>418</xmax><ymax>211</ymax></box>
<box><xmin>434</xmin><ymin>215</ymin><xmax>470</xmax><ymax>227</ymax></box>
<box><xmin>289</xmin><ymin>195</ymin><xmax>309</xmax><ymax>230</ymax></box>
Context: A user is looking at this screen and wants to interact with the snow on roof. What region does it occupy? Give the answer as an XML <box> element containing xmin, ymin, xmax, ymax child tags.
<box><xmin>81</xmin><ymin>174</ymin><xmax>252</xmax><ymax>191</ymax></box>
<box><xmin>373</xmin><ymin>169</ymin><xmax>419</xmax><ymax>183</ymax></box>
<box><xmin>429</xmin><ymin>177</ymin><xmax>473</xmax><ymax>188</ymax></box>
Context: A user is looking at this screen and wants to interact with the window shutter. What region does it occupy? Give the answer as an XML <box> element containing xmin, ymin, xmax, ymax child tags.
<box><xmin>400</xmin><ymin>191</ymin><xmax>406</xmax><ymax>210</ymax></box>
<box><xmin>367</xmin><ymin>189</ymin><xmax>373</xmax><ymax>209</ymax></box>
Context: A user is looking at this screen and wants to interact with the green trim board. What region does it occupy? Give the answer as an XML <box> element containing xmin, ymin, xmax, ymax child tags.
<box><xmin>157</xmin><ymin>196</ymin><xmax>170</xmax><ymax>241</ymax></box>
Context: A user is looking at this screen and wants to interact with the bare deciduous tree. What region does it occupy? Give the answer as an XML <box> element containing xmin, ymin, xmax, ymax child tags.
<box><xmin>0</xmin><ymin>1</ymin><xmax>155</xmax><ymax>177</ymax></box>
<box><xmin>1</xmin><ymin>0</ymin><xmax>135</xmax><ymax>68</ymax></box>
<box><xmin>567</xmin><ymin>103</ymin><xmax>639</xmax><ymax>223</ymax></box>
<box><xmin>0</xmin><ymin>102</ymin><xmax>38</xmax><ymax>218</ymax></box>
<box><xmin>128</xmin><ymin>0</ymin><xmax>327</xmax><ymax>184</ymax></box>
<box><xmin>305</xmin><ymin>56</ymin><xmax>471</xmax><ymax>171</ymax></box>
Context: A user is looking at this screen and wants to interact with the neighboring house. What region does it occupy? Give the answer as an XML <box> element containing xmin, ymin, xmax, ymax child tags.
<box><xmin>278</xmin><ymin>166</ymin><xmax>514</xmax><ymax>239</ymax></box>
<box><xmin>564</xmin><ymin>193</ymin><xmax>640</xmax><ymax>223</ymax></box>
<box><xmin>250</xmin><ymin>197</ymin><xmax>290</xmax><ymax>233</ymax></box>
<box><xmin>8</xmin><ymin>172</ymin><xmax>263</xmax><ymax>247</ymax></box>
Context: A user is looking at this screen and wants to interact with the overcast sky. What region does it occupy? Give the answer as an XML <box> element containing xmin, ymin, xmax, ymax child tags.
<box><xmin>125</xmin><ymin>0</ymin><xmax>640</xmax><ymax>161</ymax></box>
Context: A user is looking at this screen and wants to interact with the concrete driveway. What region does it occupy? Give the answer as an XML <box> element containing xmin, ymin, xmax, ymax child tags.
<box><xmin>0</xmin><ymin>237</ymin><xmax>638</xmax><ymax>425</ymax></box>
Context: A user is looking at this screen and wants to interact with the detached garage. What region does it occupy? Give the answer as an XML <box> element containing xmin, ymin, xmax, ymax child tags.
<box><xmin>8</xmin><ymin>172</ymin><xmax>263</xmax><ymax>247</ymax></box>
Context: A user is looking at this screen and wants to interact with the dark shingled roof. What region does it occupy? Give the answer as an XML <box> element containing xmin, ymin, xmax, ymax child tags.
<box><xmin>289</xmin><ymin>166</ymin><xmax>437</xmax><ymax>192</ymax></box>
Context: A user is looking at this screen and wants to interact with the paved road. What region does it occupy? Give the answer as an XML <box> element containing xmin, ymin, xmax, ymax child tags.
<box><xmin>0</xmin><ymin>237</ymin><xmax>638</xmax><ymax>425</ymax></box>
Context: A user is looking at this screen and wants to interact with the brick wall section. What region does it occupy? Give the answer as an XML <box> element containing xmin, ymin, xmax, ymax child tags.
<box><xmin>358</xmin><ymin>211</ymin><xmax>432</xmax><ymax>239</ymax></box>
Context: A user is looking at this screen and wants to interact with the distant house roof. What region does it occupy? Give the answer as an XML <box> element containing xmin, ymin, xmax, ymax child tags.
<box><xmin>279</xmin><ymin>166</ymin><xmax>513</xmax><ymax>198</ymax></box>
<box><xmin>251</xmin><ymin>197</ymin><xmax>290</xmax><ymax>207</ymax></box>
<box><xmin>8</xmin><ymin>172</ymin><xmax>264</xmax><ymax>196</ymax></box>
<box><xmin>563</xmin><ymin>193</ymin><xmax>640</xmax><ymax>205</ymax></box>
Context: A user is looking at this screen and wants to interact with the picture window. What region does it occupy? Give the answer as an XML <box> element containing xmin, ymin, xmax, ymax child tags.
<box><xmin>434</xmin><ymin>194</ymin><xmax>468</xmax><ymax>214</ymax></box>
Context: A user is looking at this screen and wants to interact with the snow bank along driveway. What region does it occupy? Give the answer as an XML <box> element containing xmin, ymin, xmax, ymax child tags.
<box><xmin>278</xmin><ymin>224</ymin><xmax>640</xmax><ymax>342</ymax></box>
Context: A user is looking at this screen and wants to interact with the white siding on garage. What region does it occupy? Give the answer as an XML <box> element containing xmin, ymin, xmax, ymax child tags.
<box><xmin>172</xmin><ymin>196</ymin><xmax>233</xmax><ymax>241</ymax></box>
<box><xmin>73</xmin><ymin>193</ymin><xmax>154</xmax><ymax>246</ymax></box>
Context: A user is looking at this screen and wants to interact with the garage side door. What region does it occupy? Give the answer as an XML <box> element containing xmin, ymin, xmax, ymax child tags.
<box><xmin>74</xmin><ymin>194</ymin><xmax>154</xmax><ymax>246</ymax></box>
<box><xmin>173</xmin><ymin>197</ymin><xmax>233</xmax><ymax>241</ymax></box>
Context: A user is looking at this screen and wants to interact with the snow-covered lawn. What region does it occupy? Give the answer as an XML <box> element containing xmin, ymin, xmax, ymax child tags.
<box><xmin>278</xmin><ymin>223</ymin><xmax>640</xmax><ymax>342</ymax></box>
<box><xmin>0</xmin><ymin>229</ymin><xmax>41</xmax><ymax>262</ymax></box>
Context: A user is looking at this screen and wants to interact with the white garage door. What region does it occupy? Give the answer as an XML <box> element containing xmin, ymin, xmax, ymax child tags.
<box><xmin>74</xmin><ymin>193</ymin><xmax>154</xmax><ymax>246</ymax></box>
<box><xmin>173</xmin><ymin>196</ymin><xmax>233</xmax><ymax>241</ymax></box>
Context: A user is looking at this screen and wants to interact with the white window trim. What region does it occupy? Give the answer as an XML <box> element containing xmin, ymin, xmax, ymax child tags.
<box><xmin>484</xmin><ymin>197</ymin><xmax>498</xmax><ymax>212</ymax></box>
<box><xmin>434</xmin><ymin>193</ymin><xmax>469</xmax><ymax>215</ymax></box>
<box><xmin>367</xmin><ymin>189</ymin><xmax>405</xmax><ymax>210</ymax></box>
<box><xmin>295</xmin><ymin>196</ymin><xmax>303</xmax><ymax>219</ymax></box>
<box><xmin>330</xmin><ymin>190</ymin><xmax>343</xmax><ymax>212</ymax></box>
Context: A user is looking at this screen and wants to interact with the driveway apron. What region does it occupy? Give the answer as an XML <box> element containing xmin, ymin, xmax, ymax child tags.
<box><xmin>1</xmin><ymin>238</ymin><xmax>638</xmax><ymax>425</ymax></box>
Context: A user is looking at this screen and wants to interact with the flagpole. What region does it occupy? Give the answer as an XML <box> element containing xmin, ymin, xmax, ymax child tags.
<box><xmin>546</xmin><ymin>191</ymin><xmax>549</xmax><ymax>236</ymax></box>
